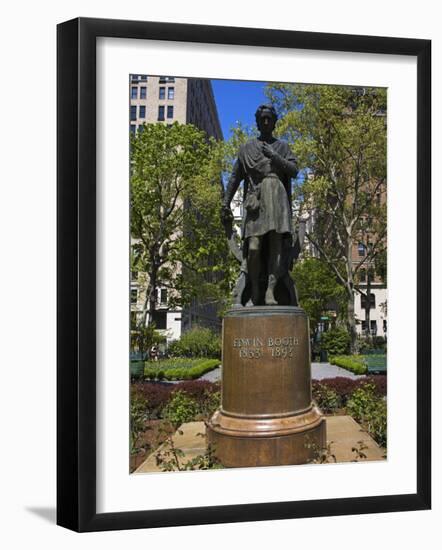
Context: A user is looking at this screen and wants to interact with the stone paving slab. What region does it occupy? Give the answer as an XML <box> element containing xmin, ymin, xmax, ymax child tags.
<box><xmin>134</xmin><ymin>416</ymin><xmax>385</xmax><ymax>474</ymax></box>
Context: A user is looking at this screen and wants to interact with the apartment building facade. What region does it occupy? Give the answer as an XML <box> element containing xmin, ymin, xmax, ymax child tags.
<box><xmin>129</xmin><ymin>74</ymin><xmax>223</xmax><ymax>343</ymax></box>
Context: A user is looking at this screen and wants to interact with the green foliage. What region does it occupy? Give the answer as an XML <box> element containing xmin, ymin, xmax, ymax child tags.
<box><xmin>266</xmin><ymin>83</ymin><xmax>387</xmax><ymax>353</ymax></box>
<box><xmin>321</xmin><ymin>328</ymin><xmax>351</xmax><ymax>355</ymax></box>
<box><xmin>312</xmin><ymin>384</ymin><xmax>342</xmax><ymax>413</ymax></box>
<box><xmin>162</xmin><ymin>390</ymin><xmax>199</xmax><ymax>429</ymax></box>
<box><xmin>155</xmin><ymin>435</ymin><xmax>222</xmax><ymax>472</ymax></box>
<box><xmin>167</xmin><ymin>327</ymin><xmax>221</xmax><ymax>358</ymax></box>
<box><xmin>199</xmin><ymin>390</ymin><xmax>221</xmax><ymax>418</ymax></box>
<box><xmin>130</xmin><ymin>394</ymin><xmax>149</xmax><ymax>454</ymax></box>
<box><xmin>144</xmin><ymin>358</ymin><xmax>219</xmax><ymax>381</ymax></box>
<box><xmin>130</xmin><ymin>322</ymin><xmax>165</xmax><ymax>356</ymax></box>
<box><xmin>347</xmin><ymin>383</ymin><xmax>387</xmax><ymax>447</ymax></box>
<box><xmin>329</xmin><ymin>354</ymin><xmax>367</xmax><ymax>375</ymax></box>
<box><xmin>292</xmin><ymin>257</ymin><xmax>346</xmax><ymax>330</ymax></box>
<box><xmin>130</xmin><ymin>122</ymin><xmax>236</xmax><ymax>325</ymax></box>
<box><xmin>358</xmin><ymin>336</ymin><xmax>387</xmax><ymax>353</ymax></box>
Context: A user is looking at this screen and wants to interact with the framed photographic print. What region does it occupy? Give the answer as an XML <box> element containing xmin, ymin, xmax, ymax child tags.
<box><xmin>57</xmin><ymin>17</ymin><xmax>431</xmax><ymax>532</ymax></box>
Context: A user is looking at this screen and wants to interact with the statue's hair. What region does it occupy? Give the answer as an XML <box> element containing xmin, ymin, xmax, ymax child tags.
<box><xmin>255</xmin><ymin>104</ymin><xmax>278</xmax><ymax>124</ymax></box>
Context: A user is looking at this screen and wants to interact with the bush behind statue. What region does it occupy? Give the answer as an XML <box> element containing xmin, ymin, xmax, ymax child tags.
<box><xmin>168</xmin><ymin>327</ymin><xmax>221</xmax><ymax>358</ymax></box>
<box><xmin>320</xmin><ymin>327</ymin><xmax>351</xmax><ymax>355</ymax></box>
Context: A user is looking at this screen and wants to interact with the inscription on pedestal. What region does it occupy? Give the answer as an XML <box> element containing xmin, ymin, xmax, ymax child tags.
<box><xmin>232</xmin><ymin>335</ymin><xmax>300</xmax><ymax>359</ymax></box>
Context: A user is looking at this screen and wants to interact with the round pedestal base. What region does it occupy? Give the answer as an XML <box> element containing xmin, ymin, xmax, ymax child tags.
<box><xmin>207</xmin><ymin>406</ymin><xmax>326</xmax><ymax>467</ymax></box>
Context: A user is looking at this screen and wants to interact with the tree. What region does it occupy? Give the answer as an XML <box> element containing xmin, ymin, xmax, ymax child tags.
<box><xmin>266</xmin><ymin>84</ymin><xmax>387</xmax><ymax>352</ymax></box>
<box><xmin>130</xmin><ymin>122</ymin><xmax>235</xmax><ymax>330</ymax></box>
<box><xmin>292</xmin><ymin>256</ymin><xmax>346</xmax><ymax>332</ymax></box>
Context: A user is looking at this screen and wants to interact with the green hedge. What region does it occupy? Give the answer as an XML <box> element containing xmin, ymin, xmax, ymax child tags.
<box><xmin>144</xmin><ymin>358</ymin><xmax>220</xmax><ymax>381</ymax></box>
<box><xmin>329</xmin><ymin>355</ymin><xmax>367</xmax><ymax>375</ymax></box>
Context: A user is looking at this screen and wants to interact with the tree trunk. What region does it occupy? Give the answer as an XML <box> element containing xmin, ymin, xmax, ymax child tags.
<box><xmin>346</xmin><ymin>290</ymin><xmax>358</xmax><ymax>354</ymax></box>
<box><xmin>364</xmin><ymin>274</ymin><xmax>372</xmax><ymax>342</ymax></box>
<box><xmin>143</xmin><ymin>262</ymin><xmax>158</xmax><ymax>328</ymax></box>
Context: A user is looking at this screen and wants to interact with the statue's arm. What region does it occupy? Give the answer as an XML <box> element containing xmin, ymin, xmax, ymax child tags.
<box><xmin>272</xmin><ymin>145</ymin><xmax>298</xmax><ymax>178</ymax></box>
<box><xmin>223</xmin><ymin>158</ymin><xmax>244</xmax><ymax>208</ymax></box>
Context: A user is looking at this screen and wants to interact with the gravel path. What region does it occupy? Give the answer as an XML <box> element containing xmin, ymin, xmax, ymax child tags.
<box><xmin>198</xmin><ymin>362</ymin><xmax>365</xmax><ymax>382</ymax></box>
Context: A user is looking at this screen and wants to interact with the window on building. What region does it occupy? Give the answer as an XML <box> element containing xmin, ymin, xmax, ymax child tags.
<box><xmin>139</xmin><ymin>75</ymin><xmax>147</xmax><ymax>81</ymax></box>
<box><xmin>367</xmin><ymin>268</ymin><xmax>375</xmax><ymax>282</ymax></box>
<box><xmin>159</xmin><ymin>87</ymin><xmax>165</xmax><ymax>100</ymax></box>
<box><xmin>358</xmin><ymin>243</ymin><xmax>366</xmax><ymax>257</ymax></box>
<box><xmin>140</xmin><ymin>86</ymin><xmax>146</xmax><ymax>99</ymax></box>
<box><xmin>131</xmin><ymin>86</ymin><xmax>137</xmax><ymax>99</ymax></box>
<box><xmin>130</xmin><ymin>289</ymin><xmax>138</xmax><ymax>304</ymax></box>
<box><xmin>130</xmin><ymin>124</ymin><xmax>136</xmax><ymax>135</ymax></box>
<box><xmin>167</xmin><ymin>105</ymin><xmax>174</xmax><ymax>119</ymax></box>
<box><xmin>360</xmin><ymin>269</ymin><xmax>366</xmax><ymax>282</ymax></box>
<box><xmin>159</xmin><ymin>76</ymin><xmax>175</xmax><ymax>83</ymax></box>
<box><xmin>151</xmin><ymin>310</ymin><xmax>167</xmax><ymax>330</ymax></box>
<box><xmin>167</xmin><ymin>87</ymin><xmax>175</xmax><ymax>100</ymax></box>
<box><xmin>158</xmin><ymin>106</ymin><xmax>165</xmax><ymax>121</ymax></box>
<box><xmin>160</xmin><ymin>288</ymin><xmax>168</xmax><ymax>304</ymax></box>
<box><xmin>361</xmin><ymin>293</ymin><xmax>376</xmax><ymax>309</ymax></box>
<box><xmin>139</xmin><ymin>105</ymin><xmax>146</xmax><ymax>118</ymax></box>
<box><xmin>131</xmin><ymin>271</ymin><xmax>138</xmax><ymax>281</ymax></box>
<box><xmin>370</xmin><ymin>320</ymin><xmax>377</xmax><ymax>335</ymax></box>
<box><xmin>130</xmin><ymin>105</ymin><xmax>137</xmax><ymax>120</ymax></box>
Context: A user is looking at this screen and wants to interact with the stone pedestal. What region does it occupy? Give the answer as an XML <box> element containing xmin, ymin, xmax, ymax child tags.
<box><xmin>207</xmin><ymin>306</ymin><xmax>325</xmax><ymax>467</ymax></box>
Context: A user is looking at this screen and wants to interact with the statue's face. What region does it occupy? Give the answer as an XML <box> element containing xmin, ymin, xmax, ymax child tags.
<box><xmin>257</xmin><ymin>113</ymin><xmax>275</xmax><ymax>134</ymax></box>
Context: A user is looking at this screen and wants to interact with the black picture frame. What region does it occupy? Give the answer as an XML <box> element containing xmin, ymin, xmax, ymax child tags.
<box><xmin>57</xmin><ymin>17</ymin><xmax>431</xmax><ymax>532</ymax></box>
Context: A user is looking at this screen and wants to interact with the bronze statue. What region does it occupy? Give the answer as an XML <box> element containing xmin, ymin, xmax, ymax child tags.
<box><xmin>222</xmin><ymin>104</ymin><xmax>304</xmax><ymax>307</ymax></box>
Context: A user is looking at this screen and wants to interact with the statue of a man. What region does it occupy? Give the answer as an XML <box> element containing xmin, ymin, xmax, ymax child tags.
<box><xmin>222</xmin><ymin>104</ymin><xmax>300</xmax><ymax>307</ymax></box>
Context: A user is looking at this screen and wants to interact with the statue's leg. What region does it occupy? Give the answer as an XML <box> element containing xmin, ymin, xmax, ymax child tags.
<box><xmin>265</xmin><ymin>231</ymin><xmax>281</xmax><ymax>306</ymax></box>
<box><xmin>247</xmin><ymin>236</ymin><xmax>261</xmax><ymax>305</ymax></box>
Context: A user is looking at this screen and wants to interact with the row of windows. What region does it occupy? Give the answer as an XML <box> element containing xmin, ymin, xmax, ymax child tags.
<box><xmin>158</xmin><ymin>105</ymin><xmax>174</xmax><ymax>121</ymax></box>
<box><xmin>131</xmin><ymin>86</ymin><xmax>147</xmax><ymax>99</ymax></box>
<box><xmin>361</xmin><ymin>319</ymin><xmax>387</xmax><ymax>334</ymax></box>
<box><xmin>131</xmin><ymin>86</ymin><xmax>175</xmax><ymax>100</ymax></box>
<box><xmin>131</xmin><ymin>75</ymin><xmax>174</xmax><ymax>84</ymax></box>
<box><xmin>159</xmin><ymin>87</ymin><xmax>175</xmax><ymax>100</ymax></box>
<box><xmin>130</xmin><ymin>104</ymin><xmax>174</xmax><ymax>121</ymax></box>
<box><xmin>130</xmin><ymin>74</ymin><xmax>148</xmax><ymax>82</ymax></box>
<box><xmin>130</xmin><ymin>105</ymin><xmax>146</xmax><ymax>120</ymax></box>
<box><xmin>130</xmin><ymin>287</ymin><xmax>168</xmax><ymax>305</ymax></box>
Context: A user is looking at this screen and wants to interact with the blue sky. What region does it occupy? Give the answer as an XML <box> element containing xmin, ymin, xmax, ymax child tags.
<box><xmin>211</xmin><ymin>79</ymin><xmax>269</xmax><ymax>140</ymax></box>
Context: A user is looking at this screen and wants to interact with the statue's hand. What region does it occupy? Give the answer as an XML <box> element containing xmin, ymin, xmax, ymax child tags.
<box><xmin>262</xmin><ymin>142</ymin><xmax>276</xmax><ymax>159</ymax></box>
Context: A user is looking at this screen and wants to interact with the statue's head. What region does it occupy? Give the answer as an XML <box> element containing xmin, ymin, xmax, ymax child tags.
<box><xmin>255</xmin><ymin>104</ymin><xmax>277</xmax><ymax>134</ymax></box>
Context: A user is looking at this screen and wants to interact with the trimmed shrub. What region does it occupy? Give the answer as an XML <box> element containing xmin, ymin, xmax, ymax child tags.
<box><xmin>144</xmin><ymin>358</ymin><xmax>220</xmax><ymax>381</ymax></box>
<box><xmin>167</xmin><ymin>327</ymin><xmax>221</xmax><ymax>358</ymax></box>
<box><xmin>329</xmin><ymin>354</ymin><xmax>367</xmax><ymax>375</ymax></box>
<box><xmin>320</xmin><ymin>328</ymin><xmax>351</xmax><ymax>355</ymax></box>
